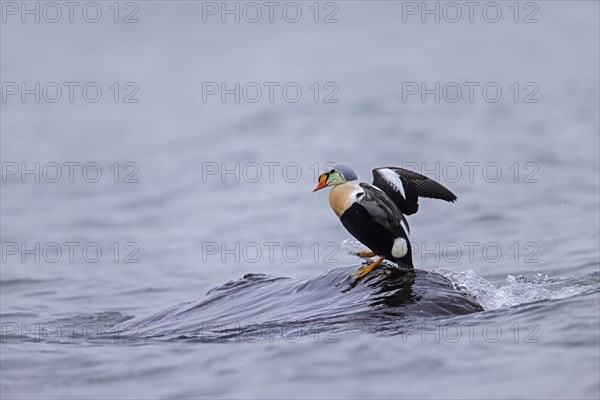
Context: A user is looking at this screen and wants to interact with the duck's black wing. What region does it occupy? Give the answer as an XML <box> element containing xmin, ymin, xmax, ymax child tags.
<box><xmin>356</xmin><ymin>183</ymin><xmax>410</xmax><ymax>236</ymax></box>
<box><xmin>372</xmin><ymin>167</ymin><xmax>457</xmax><ymax>216</ymax></box>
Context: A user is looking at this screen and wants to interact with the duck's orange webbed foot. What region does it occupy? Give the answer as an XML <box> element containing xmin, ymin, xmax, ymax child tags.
<box><xmin>351</xmin><ymin>256</ymin><xmax>385</xmax><ymax>279</ymax></box>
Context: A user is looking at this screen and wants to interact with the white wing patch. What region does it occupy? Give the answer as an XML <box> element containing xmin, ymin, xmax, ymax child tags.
<box><xmin>379</xmin><ymin>168</ymin><xmax>405</xmax><ymax>198</ymax></box>
<box><xmin>391</xmin><ymin>237</ymin><xmax>408</xmax><ymax>258</ymax></box>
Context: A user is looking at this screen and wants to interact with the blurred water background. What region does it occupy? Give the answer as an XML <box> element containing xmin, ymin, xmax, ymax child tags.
<box><xmin>1</xmin><ymin>1</ymin><xmax>599</xmax><ymax>399</ymax></box>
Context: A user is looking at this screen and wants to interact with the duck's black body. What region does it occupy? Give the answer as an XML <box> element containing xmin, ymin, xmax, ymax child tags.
<box><xmin>339</xmin><ymin>188</ymin><xmax>413</xmax><ymax>268</ymax></box>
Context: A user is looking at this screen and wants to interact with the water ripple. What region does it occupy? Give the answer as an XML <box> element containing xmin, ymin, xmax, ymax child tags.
<box><xmin>110</xmin><ymin>265</ymin><xmax>484</xmax><ymax>342</ymax></box>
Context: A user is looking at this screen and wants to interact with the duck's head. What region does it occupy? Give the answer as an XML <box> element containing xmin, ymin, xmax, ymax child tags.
<box><xmin>312</xmin><ymin>164</ymin><xmax>358</xmax><ymax>192</ymax></box>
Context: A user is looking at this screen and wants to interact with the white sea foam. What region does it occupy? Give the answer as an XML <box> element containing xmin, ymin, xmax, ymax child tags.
<box><xmin>434</xmin><ymin>269</ymin><xmax>599</xmax><ymax>311</ymax></box>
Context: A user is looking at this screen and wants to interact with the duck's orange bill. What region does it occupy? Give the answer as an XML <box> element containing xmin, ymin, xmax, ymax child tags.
<box><xmin>312</xmin><ymin>174</ymin><xmax>328</xmax><ymax>192</ymax></box>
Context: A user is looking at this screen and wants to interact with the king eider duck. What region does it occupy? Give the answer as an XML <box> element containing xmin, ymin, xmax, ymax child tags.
<box><xmin>312</xmin><ymin>165</ymin><xmax>457</xmax><ymax>279</ymax></box>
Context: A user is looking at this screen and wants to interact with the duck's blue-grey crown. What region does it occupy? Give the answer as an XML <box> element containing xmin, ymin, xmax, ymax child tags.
<box><xmin>335</xmin><ymin>164</ymin><xmax>358</xmax><ymax>181</ymax></box>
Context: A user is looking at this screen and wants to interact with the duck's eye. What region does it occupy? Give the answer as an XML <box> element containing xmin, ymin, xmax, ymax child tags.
<box><xmin>329</xmin><ymin>169</ymin><xmax>335</xmax><ymax>174</ymax></box>
<box><xmin>356</xmin><ymin>192</ymin><xmax>364</xmax><ymax>199</ymax></box>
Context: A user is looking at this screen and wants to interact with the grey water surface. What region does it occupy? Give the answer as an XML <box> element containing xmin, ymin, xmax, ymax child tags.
<box><xmin>1</xmin><ymin>1</ymin><xmax>599</xmax><ymax>399</ymax></box>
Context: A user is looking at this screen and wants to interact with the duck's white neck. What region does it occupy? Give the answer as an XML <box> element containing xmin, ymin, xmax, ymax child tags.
<box><xmin>329</xmin><ymin>181</ymin><xmax>362</xmax><ymax>217</ymax></box>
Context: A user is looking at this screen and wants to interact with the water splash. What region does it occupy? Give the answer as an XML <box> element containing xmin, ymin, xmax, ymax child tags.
<box><xmin>434</xmin><ymin>269</ymin><xmax>600</xmax><ymax>310</ymax></box>
<box><xmin>340</xmin><ymin>238</ymin><xmax>369</xmax><ymax>255</ymax></box>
